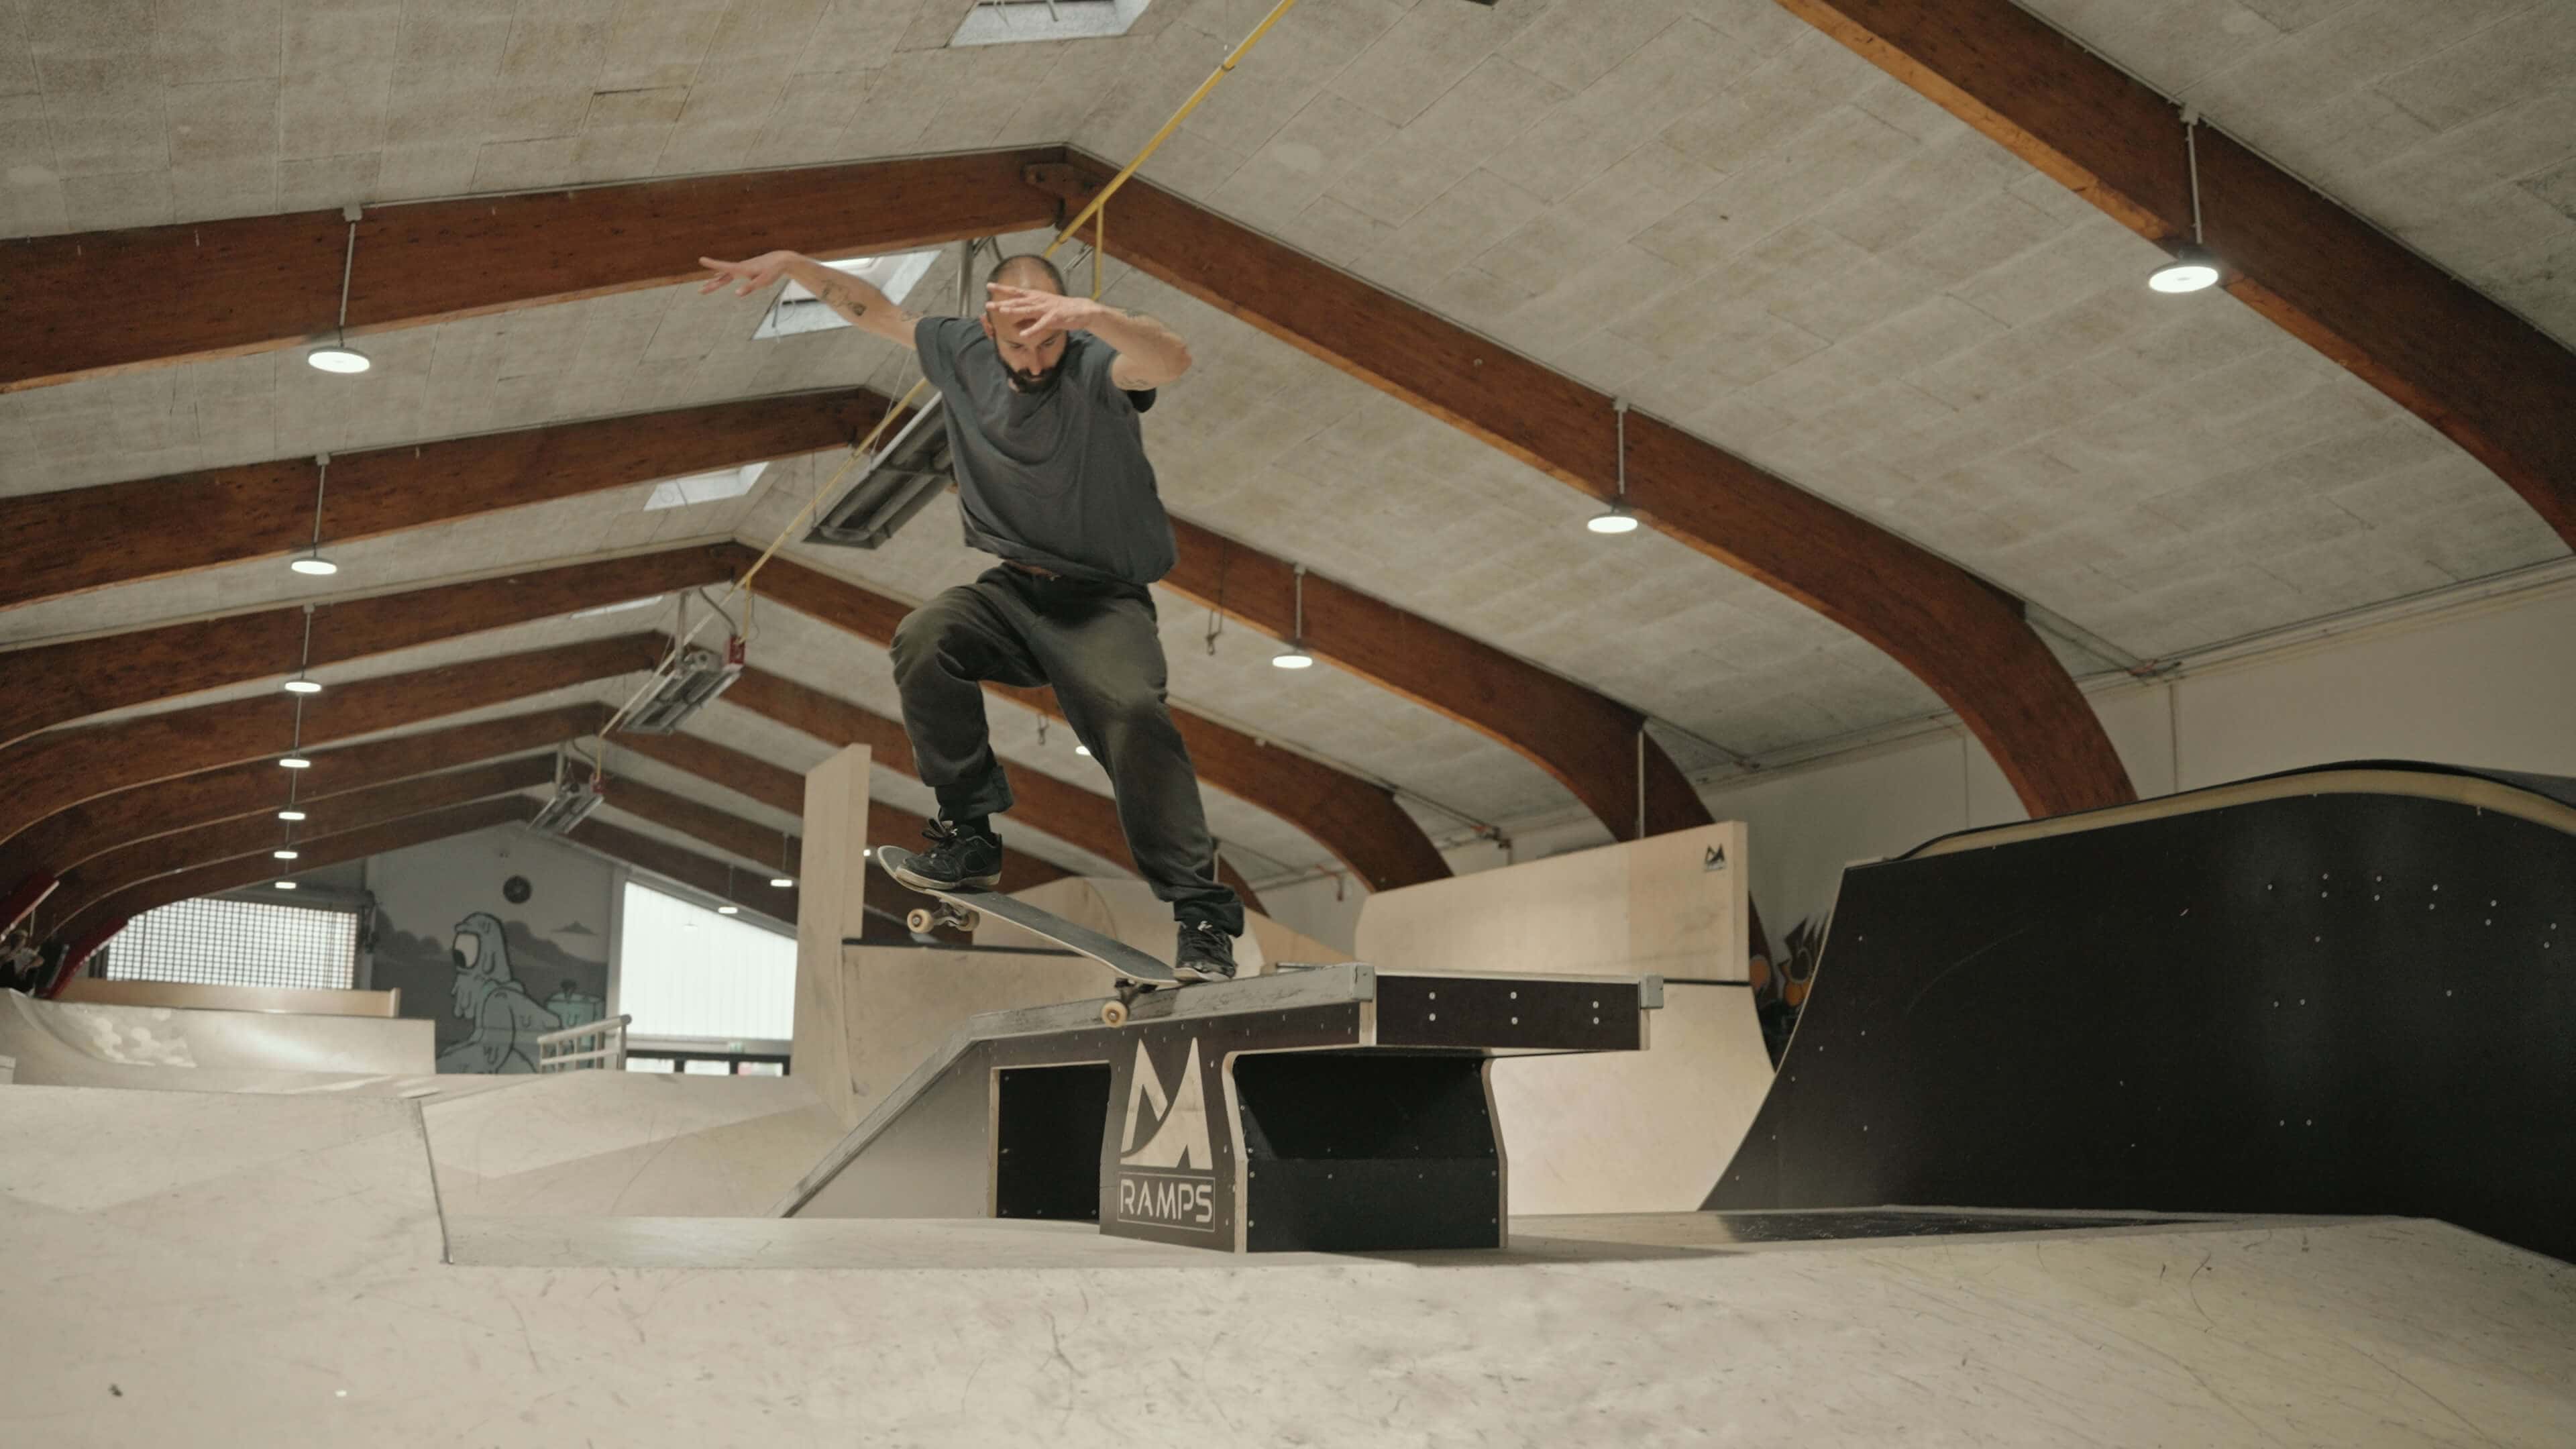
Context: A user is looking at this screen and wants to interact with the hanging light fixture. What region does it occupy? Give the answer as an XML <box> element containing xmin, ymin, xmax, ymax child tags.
<box><xmin>280</xmin><ymin>603</ymin><xmax>325</xmax><ymax>694</ymax></box>
<box><xmin>718</xmin><ymin>904</ymin><xmax>741</xmax><ymax>916</ymax></box>
<box><xmin>278</xmin><ymin>756</ymin><xmax>312</xmax><ymax>769</ymax></box>
<box><xmin>1588</xmin><ymin>397</ymin><xmax>1641</xmax><ymax>534</ymax></box>
<box><xmin>272</xmin><ymin>849</ymin><xmax>300</xmax><ymax>861</ymax></box>
<box><xmin>274</xmin><ymin>881</ymin><xmax>299</xmax><ymax>891</ymax></box>
<box><xmin>289</xmin><ymin>457</ymin><xmax>339</xmax><ymax>575</ymax></box>
<box><xmin>277</xmin><ymin>809</ymin><xmax>307</xmax><ymax>822</ymax></box>
<box><xmin>1273</xmin><ymin>563</ymin><xmax>1316</xmax><ymax>669</ymax></box>
<box><xmin>1075</xmin><ymin>743</ymin><xmax>1093</xmax><ymax>757</ymax></box>
<box><xmin>769</xmin><ymin>830</ymin><xmax>795</xmax><ymax>889</ymax></box>
<box><xmin>306</xmin><ymin>208</ymin><xmax>372</xmax><ymax>373</ymax></box>
<box><xmin>2151</xmin><ymin>109</ymin><xmax>2222</xmax><ymax>295</ymax></box>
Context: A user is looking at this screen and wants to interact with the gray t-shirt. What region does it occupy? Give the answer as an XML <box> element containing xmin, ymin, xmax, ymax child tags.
<box><xmin>914</xmin><ymin>316</ymin><xmax>1177</xmax><ymax>587</ymax></box>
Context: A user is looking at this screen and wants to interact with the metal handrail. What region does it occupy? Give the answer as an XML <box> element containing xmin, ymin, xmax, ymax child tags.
<box><xmin>535</xmin><ymin>1013</ymin><xmax>630</xmax><ymax>1073</ymax></box>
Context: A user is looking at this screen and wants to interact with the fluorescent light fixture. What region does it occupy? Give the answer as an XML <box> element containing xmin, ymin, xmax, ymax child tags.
<box><xmin>531</xmin><ymin>776</ymin><xmax>605</xmax><ymax>835</ymax></box>
<box><xmin>273</xmin><ymin>849</ymin><xmax>300</xmax><ymax>861</ymax></box>
<box><xmin>806</xmin><ymin>396</ymin><xmax>954</xmax><ymax>552</ymax></box>
<box><xmin>755</xmin><ymin>252</ymin><xmax>941</xmax><ymax>339</ymax></box>
<box><xmin>306</xmin><ymin>345</ymin><xmax>370</xmax><ymax>374</ymax></box>
<box><xmin>717</xmin><ymin>904</ymin><xmax>741</xmax><ymax>916</ymax></box>
<box><xmin>769</xmin><ymin>875</ymin><xmax>794</xmax><ymax>889</ymax></box>
<box><xmin>1271</xmin><ymin>647</ymin><xmax>1314</xmax><ymax>670</ymax></box>
<box><xmin>274</xmin><ymin>880</ymin><xmax>299</xmax><ymax>890</ymax></box>
<box><xmin>282</xmin><ymin>677</ymin><xmax>323</xmax><ymax>695</ymax></box>
<box><xmin>277</xmin><ymin>809</ymin><xmax>307</xmax><ymax>822</ymax></box>
<box><xmin>2150</xmin><ymin>244</ymin><xmax>2220</xmax><ymax>294</ymax></box>
<box><xmin>278</xmin><ymin>755</ymin><xmax>312</xmax><ymax>769</ymax></box>
<box><xmin>288</xmin><ymin>553</ymin><xmax>338</xmax><ymax>576</ymax></box>
<box><xmin>625</xmin><ymin>642</ymin><xmax>745</xmax><ymax>733</ymax></box>
<box><xmin>952</xmin><ymin>0</ymin><xmax>1151</xmax><ymax>46</ymax></box>
<box><xmin>1075</xmin><ymin>743</ymin><xmax>1092</xmax><ymax>757</ymax></box>
<box><xmin>644</xmin><ymin>464</ymin><xmax>767</xmax><ymax>511</ymax></box>
<box><xmin>1587</xmin><ymin>507</ymin><xmax>1640</xmax><ymax>535</ymax></box>
<box><xmin>569</xmin><ymin>594</ymin><xmax>667</xmax><ymax>620</ymax></box>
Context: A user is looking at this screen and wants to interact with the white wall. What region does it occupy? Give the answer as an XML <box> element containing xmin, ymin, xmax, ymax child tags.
<box><xmin>1255</xmin><ymin>580</ymin><xmax>2576</xmax><ymax>953</ymax></box>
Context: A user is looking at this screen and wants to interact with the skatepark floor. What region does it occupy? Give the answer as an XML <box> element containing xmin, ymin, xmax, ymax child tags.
<box><xmin>7</xmin><ymin>1083</ymin><xmax>2573</xmax><ymax>1447</ymax></box>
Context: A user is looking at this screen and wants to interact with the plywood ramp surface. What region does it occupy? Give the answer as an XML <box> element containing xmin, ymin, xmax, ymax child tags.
<box><xmin>1356</xmin><ymin>822</ymin><xmax>1750</xmax><ymax>981</ymax></box>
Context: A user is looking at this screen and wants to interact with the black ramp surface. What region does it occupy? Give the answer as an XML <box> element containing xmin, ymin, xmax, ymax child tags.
<box><xmin>1710</xmin><ymin>780</ymin><xmax>2576</xmax><ymax>1262</ymax></box>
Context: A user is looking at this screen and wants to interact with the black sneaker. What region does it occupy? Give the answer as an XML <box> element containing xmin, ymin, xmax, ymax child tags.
<box><xmin>895</xmin><ymin>819</ymin><xmax>1004</xmax><ymax>890</ymax></box>
<box><xmin>1173</xmin><ymin>920</ymin><xmax>1237</xmax><ymax>983</ymax></box>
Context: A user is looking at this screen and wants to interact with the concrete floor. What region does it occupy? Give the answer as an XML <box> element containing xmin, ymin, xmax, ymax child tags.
<box><xmin>6</xmin><ymin>1082</ymin><xmax>2574</xmax><ymax>1447</ymax></box>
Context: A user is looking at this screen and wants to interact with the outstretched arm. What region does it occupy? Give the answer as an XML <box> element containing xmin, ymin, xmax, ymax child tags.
<box><xmin>985</xmin><ymin>284</ymin><xmax>1194</xmax><ymax>389</ymax></box>
<box><xmin>698</xmin><ymin>251</ymin><xmax>922</xmax><ymax>350</ymax></box>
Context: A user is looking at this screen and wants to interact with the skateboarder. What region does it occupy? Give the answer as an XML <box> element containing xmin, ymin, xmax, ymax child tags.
<box><xmin>698</xmin><ymin>248</ymin><xmax>1244</xmax><ymax>980</ymax></box>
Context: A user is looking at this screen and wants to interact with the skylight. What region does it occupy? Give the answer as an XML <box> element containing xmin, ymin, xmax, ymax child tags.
<box><xmin>754</xmin><ymin>251</ymin><xmax>941</xmax><ymax>339</ymax></box>
<box><xmin>951</xmin><ymin>0</ymin><xmax>1152</xmax><ymax>47</ymax></box>
<box><xmin>644</xmin><ymin>462</ymin><xmax>767</xmax><ymax>511</ymax></box>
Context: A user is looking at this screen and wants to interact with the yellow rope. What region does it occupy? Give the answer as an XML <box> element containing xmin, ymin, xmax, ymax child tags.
<box><xmin>590</xmin><ymin>0</ymin><xmax>1303</xmax><ymax>761</ymax></box>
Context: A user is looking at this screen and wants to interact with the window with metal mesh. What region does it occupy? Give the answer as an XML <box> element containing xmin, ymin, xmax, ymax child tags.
<box><xmin>101</xmin><ymin>896</ymin><xmax>359</xmax><ymax>993</ymax></box>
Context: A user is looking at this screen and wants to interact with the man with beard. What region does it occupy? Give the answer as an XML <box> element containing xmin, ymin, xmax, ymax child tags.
<box><xmin>696</xmin><ymin>248</ymin><xmax>1243</xmax><ymax>980</ymax></box>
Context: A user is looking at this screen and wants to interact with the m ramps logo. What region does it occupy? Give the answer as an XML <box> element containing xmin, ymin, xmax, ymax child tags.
<box><xmin>1116</xmin><ymin>1038</ymin><xmax>1216</xmax><ymax>1230</ymax></box>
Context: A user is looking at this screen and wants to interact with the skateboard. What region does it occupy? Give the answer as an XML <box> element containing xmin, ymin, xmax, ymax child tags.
<box><xmin>875</xmin><ymin>845</ymin><xmax>1181</xmax><ymax>1026</ymax></box>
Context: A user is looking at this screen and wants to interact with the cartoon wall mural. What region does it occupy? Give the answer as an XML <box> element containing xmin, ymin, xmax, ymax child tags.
<box><xmin>366</xmin><ymin>826</ymin><xmax>613</xmax><ymax>1074</ymax></box>
<box><xmin>433</xmin><ymin>912</ymin><xmax>564</xmax><ymax>1073</ymax></box>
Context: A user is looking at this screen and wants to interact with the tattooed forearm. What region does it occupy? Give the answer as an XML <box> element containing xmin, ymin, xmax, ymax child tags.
<box><xmin>815</xmin><ymin>279</ymin><xmax>867</xmax><ymax>317</ymax></box>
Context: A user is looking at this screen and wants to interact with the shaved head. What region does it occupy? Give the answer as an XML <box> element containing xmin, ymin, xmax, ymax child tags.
<box><xmin>988</xmin><ymin>254</ymin><xmax>1065</xmax><ymax>295</ymax></box>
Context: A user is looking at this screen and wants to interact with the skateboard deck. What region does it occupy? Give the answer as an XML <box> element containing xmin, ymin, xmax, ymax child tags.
<box><xmin>875</xmin><ymin>846</ymin><xmax>1178</xmax><ymax>1024</ymax></box>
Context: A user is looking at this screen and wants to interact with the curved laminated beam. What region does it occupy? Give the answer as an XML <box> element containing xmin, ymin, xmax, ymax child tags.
<box><xmin>751</xmin><ymin>558</ymin><xmax>1447</xmax><ymax>889</ymax></box>
<box><xmin>596</xmin><ymin>733</ymin><xmax>1076</xmax><ymax>940</ymax></box>
<box><xmin>713</xmin><ymin>666</ymin><xmax>1267</xmax><ymax>911</ymax></box>
<box><xmin>39</xmin><ymin>757</ymin><xmax>556</xmax><ymax>943</ymax></box>
<box><xmin>56</xmin><ymin>796</ymin><xmax>538</xmax><ymax>986</ymax></box>
<box><xmin>1</xmin><ymin>148</ymin><xmax>1059</xmax><ymax>392</ymax></box>
<box><xmin>1023</xmin><ymin>160</ymin><xmax>2134</xmax><ymax>817</ymax></box>
<box><xmin>0</xmin><ymin>633</ymin><xmax>661</xmax><ymax>849</ymax></box>
<box><xmin>1163</xmin><ymin>519</ymin><xmax>1710</xmax><ymax>840</ymax></box>
<box><xmin>0</xmin><ymin>546</ymin><xmax>747</xmax><ymax>751</ymax></box>
<box><xmin>0</xmin><ymin>705</ymin><xmax>608</xmax><ymax>934</ymax></box>
<box><xmin>561</xmin><ymin>816</ymin><xmax>800</xmax><ymax>927</ymax></box>
<box><xmin>1776</xmin><ymin>0</ymin><xmax>2576</xmax><ymax>545</ymax></box>
<box><xmin>0</xmin><ymin>392</ymin><xmax>878</xmax><ymax>614</ymax></box>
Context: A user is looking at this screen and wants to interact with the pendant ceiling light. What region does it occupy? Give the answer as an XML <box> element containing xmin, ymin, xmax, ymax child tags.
<box><xmin>290</xmin><ymin>456</ymin><xmax>338</xmax><ymax>576</ymax></box>
<box><xmin>307</xmin><ymin>209</ymin><xmax>372</xmax><ymax>373</ymax></box>
<box><xmin>1272</xmin><ymin>563</ymin><xmax>1316</xmax><ymax>669</ymax></box>
<box><xmin>1588</xmin><ymin>398</ymin><xmax>1640</xmax><ymax>534</ymax></box>
<box><xmin>2151</xmin><ymin>109</ymin><xmax>2222</xmax><ymax>295</ymax></box>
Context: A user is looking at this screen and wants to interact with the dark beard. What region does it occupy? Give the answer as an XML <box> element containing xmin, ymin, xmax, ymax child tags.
<box><xmin>1005</xmin><ymin>360</ymin><xmax>1066</xmax><ymax>394</ymax></box>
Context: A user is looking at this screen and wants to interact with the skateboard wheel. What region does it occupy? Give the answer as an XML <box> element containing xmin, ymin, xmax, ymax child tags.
<box><xmin>957</xmin><ymin>908</ymin><xmax>982</xmax><ymax>934</ymax></box>
<box><xmin>1100</xmin><ymin>1000</ymin><xmax>1128</xmax><ymax>1027</ymax></box>
<box><xmin>906</xmin><ymin>907</ymin><xmax>935</xmax><ymax>934</ymax></box>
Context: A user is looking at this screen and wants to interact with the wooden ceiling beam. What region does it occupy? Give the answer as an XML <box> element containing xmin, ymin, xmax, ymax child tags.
<box><xmin>1162</xmin><ymin>519</ymin><xmax>1711</xmax><ymax>840</ymax></box>
<box><xmin>708</xmin><ymin>667</ymin><xmax>1266</xmax><ymax>911</ymax></box>
<box><xmin>562</xmin><ymin>816</ymin><xmax>798</xmax><ymax>927</ymax></box>
<box><xmin>39</xmin><ymin>757</ymin><xmax>555</xmax><ymax>943</ymax></box>
<box><xmin>0</xmin><ymin>633</ymin><xmax>659</xmax><ymax>851</ymax></box>
<box><xmin>598</xmin><ymin>730</ymin><xmax>1078</xmax><ymax>897</ymax></box>
<box><xmin>56</xmin><ymin>797</ymin><xmax>537</xmax><ymax>984</ymax></box>
<box><xmin>0</xmin><ymin>704</ymin><xmax>607</xmax><ymax>935</ymax></box>
<box><xmin>751</xmin><ymin>559</ymin><xmax>1446</xmax><ymax>889</ymax></box>
<box><xmin>0</xmin><ymin>390</ymin><xmax>882</xmax><ymax>613</ymax></box>
<box><xmin>0</xmin><ymin>545</ymin><xmax>749</xmax><ymax>751</ymax></box>
<box><xmin>1775</xmin><ymin>0</ymin><xmax>2576</xmax><ymax>544</ymax></box>
<box><xmin>1</xmin><ymin>148</ymin><xmax>1061</xmax><ymax>392</ymax></box>
<box><xmin>1024</xmin><ymin>159</ymin><xmax>2135</xmax><ymax>818</ymax></box>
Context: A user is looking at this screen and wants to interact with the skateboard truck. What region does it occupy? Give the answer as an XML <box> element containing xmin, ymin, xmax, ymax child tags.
<box><xmin>1103</xmin><ymin>978</ymin><xmax>1163</xmax><ymax>1028</ymax></box>
<box><xmin>906</xmin><ymin>902</ymin><xmax>982</xmax><ymax>936</ymax></box>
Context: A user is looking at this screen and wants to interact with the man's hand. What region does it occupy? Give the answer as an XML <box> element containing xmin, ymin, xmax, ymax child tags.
<box><xmin>985</xmin><ymin>282</ymin><xmax>1098</xmax><ymax>342</ymax></box>
<box><xmin>698</xmin><ymin>252</ymin><xmax>800</xmax><ymax>297</ymax></box>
